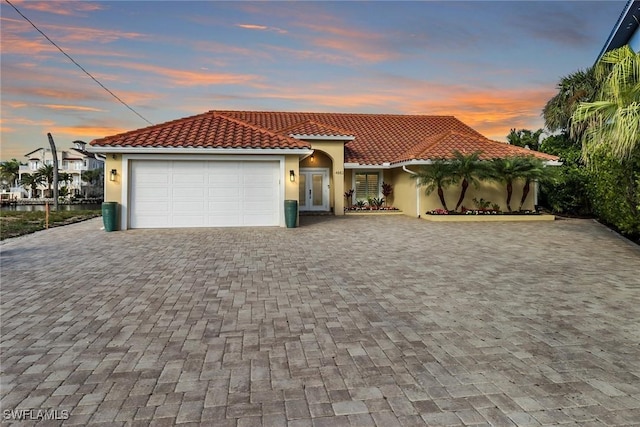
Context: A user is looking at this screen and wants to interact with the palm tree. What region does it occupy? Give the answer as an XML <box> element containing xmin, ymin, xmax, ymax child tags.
<box><xmin>36</xmin><ymin>165</ymin><xmax>54</xmax><ymax>197</ymax></box>
<box><xmin>0</xmin><ymin>159</ymin><xmax>21</xmax><ymax>189</ymax></box>
<box><xmin>449</xmin><ymin>151</ymin><xmax>486</xmax><ymax>212</ymax></box>
<box><xmin>487</xmin><ymin>157</ymin><xmax>529</xmax><ymax>212</ymax></box>
<box><xmin>58</xmin><ymin>172</ymin><xmax>72</xmax><ymax>185</ymax></box>
<box><xmin>507</xmin><ymin>129</ymin><xmax>544</xmax><ymax>151</ymax></box>
<box><xmin>82</xmin><ymin>169</ymin><xmax>103</xmax><ymax>197</ymax></box>
<box><xmin>412</xmin><ymin>160</ymin><xmax>454</xmax><ymax>211</ymax></box>
<box><xmin>20</xmin><ymin>173</ymin><xmax>44</xmax><ymax>198</ymax></box>
<box><xmin>81</xmin><ymin>169</ymin><xmax>102</xmax><ymax>186</ymax></box>
<box><xmin>517</xmin><ymin>157</ymin><xmax>549</xmax><ymax>211</ymax></box>
<box><xmin>571</xmin><ymin>46</ymin><xmax>640</xmax><ymax>163</ymax></box>
<box><xmin>543</xmin><ymin>68</ymin><xmax>598</xmax><ymax>134</ymax></box>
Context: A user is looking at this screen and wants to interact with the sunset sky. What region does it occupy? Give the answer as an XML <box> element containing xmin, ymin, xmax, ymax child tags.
<box><xmin>0</xmin><ymin>0</ymin><xmax>625</xmax><ymax>161</ymax></box>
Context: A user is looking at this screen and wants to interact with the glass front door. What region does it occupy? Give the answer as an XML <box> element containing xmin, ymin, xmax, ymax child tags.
<box><xmin>299</xmin><ymin>168</ymin><xmax>329</xmax><ymax>211</ymax></box>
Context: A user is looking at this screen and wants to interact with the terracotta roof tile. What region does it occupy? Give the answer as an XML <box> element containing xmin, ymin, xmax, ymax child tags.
<box><xmin>281</xmin><ymin>120</ymin><xmax>355</xmax><ymax>138</ymax></box>
<box><xmin>90</xmin><ymin>110</ymin><xmax>558</xmax><ymax>163</ymax></box>
<box><xmin>90</xmin><ymin>112</ymin><xmax>310</xmax><ymax>150</ymax></box>
<box><xmin>216</xmin><ymin>111</ymin><xmax>488</xmax><ymax>164</ymax></box>
<box><xmin>395</xmin><ymin>131</ymin><xmax>559</xmax><ymax>163</ymax></box>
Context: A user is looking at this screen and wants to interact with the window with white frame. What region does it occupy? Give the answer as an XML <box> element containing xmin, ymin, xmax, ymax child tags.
<box><xmin>354</xmin><ymin>172</ymin><xmax>380</xmax><ymax>201</ymax></box>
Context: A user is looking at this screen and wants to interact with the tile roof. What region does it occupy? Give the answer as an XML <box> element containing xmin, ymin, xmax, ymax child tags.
<box><xmin>395</xmin><ymin>131</ymin><xmax>559</xmax><ymax>163</ymax></box>
<box><xmin>216</xmin><ymin>111</ymin><xmax>489</xmax><ymax>164</ymax></box>
<box><xmin>90</xmin><ymin>110</ymin><xmax>558</xmax><ymax>163</ymax></box>
<box><xmin>90</xmin><ymin>112</ymin><xmax>311</xmax><ymax>150</ymax></box>
<box><xmin>280</xmin><ymin>120</ymin><xmax>355</xmax><ymax>138</ymax></box>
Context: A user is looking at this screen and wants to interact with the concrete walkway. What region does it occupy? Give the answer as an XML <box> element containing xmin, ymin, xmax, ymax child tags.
<box><xmin>1</xmin><ymin>216</ymin><xmax>639</xmax><ymax>426</ymax></box>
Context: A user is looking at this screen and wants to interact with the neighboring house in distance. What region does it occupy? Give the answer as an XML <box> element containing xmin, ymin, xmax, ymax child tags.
<box><xmin>89</xmin><ymin>110</ymin><xmax>558</xmax><ymax>230</ymax></box>
<box><xmin>597</xmin><ymin>0</ymin><xmax>640</xmax><ymax>61</ymax></box>
<box><xmin>19</xmin><ymin>141</ymin><xmax>104</xmax><ymax>198</ymax></box>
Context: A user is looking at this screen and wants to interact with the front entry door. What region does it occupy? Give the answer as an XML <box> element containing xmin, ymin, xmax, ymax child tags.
<box><xmin>299</xmin><ymin>168</ymin><xmax>330</xmax><ymax>211</ymax></box>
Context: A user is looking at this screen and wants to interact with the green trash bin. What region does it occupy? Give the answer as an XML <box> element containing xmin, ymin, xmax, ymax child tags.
<box><xmin>102</xmin><ymin>202</ymin><xmax>118</xmax><ymax>232</ymax></box>
<box><xmin>284</xmin><ymin>200</ymin><xmax>298</xmax><ymax>228</ymax></box>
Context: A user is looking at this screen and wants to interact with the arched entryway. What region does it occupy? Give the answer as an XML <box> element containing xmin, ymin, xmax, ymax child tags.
<box><xmin>299</xmin><ymin>150</ymin><xmax>332</xmax><ymax>213</ymax></box>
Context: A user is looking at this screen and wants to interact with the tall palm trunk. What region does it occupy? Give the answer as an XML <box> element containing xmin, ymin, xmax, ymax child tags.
<box><xmin>519</xmin><ymin>179</ymin><xmax>532</xmax><ymax>211</ymax></box>
<box><xmin>506</xmin><ymin>181</ymin><xmax>513</xmax><ymax>212</ymax></box>
<box><xmin>437</xmin><ymin>186</ymin><xmax>448</xmax><ymax>211</ymax></box>
<box><xmin>455</xmin><ymin>179</ymin><xmax>469</xmax><ymax>211</ymax></box>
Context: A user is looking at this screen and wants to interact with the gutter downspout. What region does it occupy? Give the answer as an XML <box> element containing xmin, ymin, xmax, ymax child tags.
<box><xmin>402</xmin><ymin>165</ymin><xmax>420</xmax><ymax>218</ymax></box>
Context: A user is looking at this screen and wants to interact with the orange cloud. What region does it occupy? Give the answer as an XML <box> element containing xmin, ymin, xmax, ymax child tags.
<box><xmin>53</xmin><ymin>125</ymin><xmax>126</xmax><ymax>139</ymax></box>
<box><xmin>403</xmin><ymin>87</ymin><xmax>555</xmax><ymax>140</ymax></box>
<box><xmin>249</xmin><ymin>76</ymin><xmax>554</xmax><ymax>142</ymax></box>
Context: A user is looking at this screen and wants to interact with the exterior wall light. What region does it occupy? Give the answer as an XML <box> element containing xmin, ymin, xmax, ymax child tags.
<box><xmin>310</xmin><ymin>154</ymin><xmax>315</xmax><ymax>162</ymax></box>
<box><xmin>289</xmin><ymin>170</ymin><xmax>295</xmax><ymax>182</ymax></box>
<box><xmin>110</xmin><ymin>169</ymin><xmax>117</xmax><ymax>182</ymax></box>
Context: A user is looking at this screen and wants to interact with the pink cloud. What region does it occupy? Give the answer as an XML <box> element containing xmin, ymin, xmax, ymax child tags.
<box><xmin>101</xmin><ymin>61</ymin><xmax>264</xmax><ymax>88</ymax></box>
<box><xmin>36</xmin><ymin>104</ymin><xmax>106</xmax><ymax>113</ymax></box>
<box><xmin>12</xmin><ymin>0</ymin><xmax>105</xmax><ymax>16</ymax></box>
<box><xmin>236</xmin><ymin>23</ymin><xmax>287</xmax><ymax>34</ymax></box>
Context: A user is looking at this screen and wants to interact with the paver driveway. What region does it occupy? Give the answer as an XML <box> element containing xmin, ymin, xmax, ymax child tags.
<box><xmin>1</xmin><ymin>216</ymin><xmax>639</xmax><ymax>426</ymax></box>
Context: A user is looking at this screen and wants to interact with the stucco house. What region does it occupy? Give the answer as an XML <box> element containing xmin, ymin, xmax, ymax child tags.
<box><xmin>19</xmin><ymin>141</ymin><xmax>104</xmax><ymax>199</ymax></box>
<box><xmin>89</xmin><ymin>110</ymin><xmax>558</xmax><ymax>229</ymax></box>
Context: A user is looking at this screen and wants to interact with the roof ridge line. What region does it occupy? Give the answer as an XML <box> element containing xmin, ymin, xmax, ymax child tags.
<box><xmin>211</xmin><ymin>109</ymin><xmax>457</xmax><ymax>118</ymax></box>
<box><xmin>396</xmin><ymin>130</ymin><xmax>458</xmax><ymax>162</ymax></box>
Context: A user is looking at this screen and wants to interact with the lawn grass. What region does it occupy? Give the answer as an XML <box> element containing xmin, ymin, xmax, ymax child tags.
<box><xmin>0</xmin><ymin>210</ymin><xmax>101</xmax><ymax>241</ymax></box>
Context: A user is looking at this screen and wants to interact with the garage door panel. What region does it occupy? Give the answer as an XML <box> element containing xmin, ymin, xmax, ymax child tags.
<box><xmin>173</xmin><ymin>201</ymin><xmax>206</xmax><ymax>212</ymax></box>
<box><xmin>208</xmin><ymin>175</ymin><xmax>240</xmax><ymax>185</ymax></box>
<box><xmin>209</xmin><ymin>187</ymin><xmax>241</xmax><ymax>198</ymax></box>
<box><xmin>136</xmin><ymin>174</ymin><xmax>169</xmax><ymax>185</ymax></box>
<box><xmin>244</xmin><ymin>187</ymin><xmax>276</xmax><ymax>198</ymax></box>
<box><xmin>174</xmin><ymin>187</ymin><xmax>205</xmax><ymax>198</ymax></box>
<box><xmin>134</xmin><ymin>201</ymin><xmax>170</xmax><ymax>212</ymax></box>
<box><xmin>136</xmin><ymin>188</ymin><xmax>170</xmax><ymax>199</ymax></box>
<box><xmin>130</xmin><ymin>160</ymin><xmax>280</xmax><ymax>228</ymax></box>
<box><xmin>173</xmin><ymin>174</ymin><xmax>206</xmax><ymax>185</ymax></box>
<box><xmin>244</xmin><ymin>202</ymin><xmax>275</xmax><ymax>213</ymax></box>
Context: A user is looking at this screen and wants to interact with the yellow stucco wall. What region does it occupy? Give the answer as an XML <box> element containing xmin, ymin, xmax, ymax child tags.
<box><xmin>104</xmin><ymin>155</ymin><xmax>122</xmax><ymax>204</ymax></box>
<box><xmin>389</xmin><ymin>168</ymin><xmax>419</xmax><ymax>216</ymax></box>
<box><xmin>374</xmin><ymin>166</ymin><xmax>538</xmax><ymax>217</ymax></box>
<box><xmin>414</xmin><ymin>173</ymin><xmax>537</xmax><ymax>213</ymax></box>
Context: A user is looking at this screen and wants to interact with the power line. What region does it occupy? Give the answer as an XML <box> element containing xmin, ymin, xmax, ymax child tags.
<box><xmin>4</xmin><ymin>0</ymin><xmax>154</xmax><ymax>126</ymax></box>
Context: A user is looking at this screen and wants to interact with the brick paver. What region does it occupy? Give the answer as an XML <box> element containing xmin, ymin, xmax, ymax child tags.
<box><xmin>1</xmin><ymin>216</ymin><xmax>639</xmax><ymax>426</ymax></box>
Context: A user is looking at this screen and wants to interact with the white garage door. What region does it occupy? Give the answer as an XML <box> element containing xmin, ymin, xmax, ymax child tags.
<box><xmin>130</xmin><ymin>160</ymin><xmax>280</xmax><ymax>228</ymax></box>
